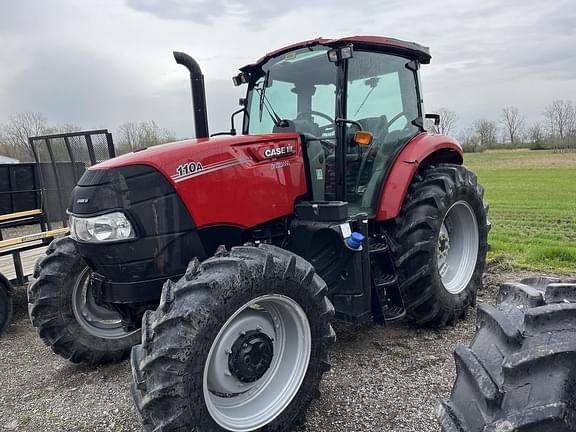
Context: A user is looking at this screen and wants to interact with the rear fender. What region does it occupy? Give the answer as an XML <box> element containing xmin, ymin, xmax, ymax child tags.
<box><xmin>375</xmin><ymin>133</ymin><xmax>463</xmax><ymax>221</ymax></box>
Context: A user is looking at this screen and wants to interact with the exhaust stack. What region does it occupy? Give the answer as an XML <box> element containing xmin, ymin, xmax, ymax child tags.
<box><xmin>173</xmin><ymin>51</ymin><xmax>209</xmax><ymax>139</ymax></box>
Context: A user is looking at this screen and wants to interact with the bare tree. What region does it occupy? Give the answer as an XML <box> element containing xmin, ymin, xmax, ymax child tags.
<box><xmin>500</xmin><ymin>106</ymin><xmax>524</xmax><ymax>146</ymax></box>
<box><xmin>458</xmin><ymin>126</ymin><xmax>481</xmax><ymax>153</ymax></box>
<box><xmin>474</xmin><ymin>119</ymin><xmax>498</xmax><ymax>148</ymax></box>
<box><xmin>116</xmin><ymin>121</ymin><xmax>176</xmax><ymax>154</ymax></box>
<box><xmin>544</xmin><ymin>100</ymin><xmax>576</xmax><ymax>151</ymax></box>
<box><xmin>116</xmin><ymin>122</ymin><xmax>141</xmax><ymax>152</ymax></box>
<box><xmin>431</xmin><ymin>108</ymin><xmax>458</xmax><ymax>136</ymax></box>
<box><xmin>1</xmin><ymin>112</ymin><xmax>49</xmax><ymax>160</ymax></box>
<box><xmin>527</xmin><ymin>122</ymin><xmax>545</xmax><ymax>146</ymax></box>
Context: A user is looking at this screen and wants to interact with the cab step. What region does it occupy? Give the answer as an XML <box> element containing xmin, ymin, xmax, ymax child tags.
<box><xmin>382</xmin><ymin>304</ymin><xmax>406</xmax><ymax>322</ymax></box>
<box><xmin>374</xmin><ymin>273</ymin><xmax>397</xmax><ymax>289</ymax></box>
<box><xmin>369</xmin><ymin>239</ymin><xmax>389</xmax><ymax>254</ymax></box>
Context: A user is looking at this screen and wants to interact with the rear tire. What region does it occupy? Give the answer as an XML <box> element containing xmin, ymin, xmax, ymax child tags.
<box><xmin>439</xmin><ymin>277</ymin><xmax>576</xmax><ymax>432</ymax></box>
<box><xmin>388</xmin><ymin>164</ymin><xmax>489</xmax><ymax>327</ymax></box>
<box><xmin>0</xmin><ymin>279</ymin><xmax>12</xmax><ymax>336</ymax></box>
<box><xmin>28</xmin><ymin>236</ymin><xmax>140</xmax><ymax>366</ymax></box>
<box><xmin>131</xmin><ymin>244</ymin><xmax>335</xmax><ymax>431</ymax></box>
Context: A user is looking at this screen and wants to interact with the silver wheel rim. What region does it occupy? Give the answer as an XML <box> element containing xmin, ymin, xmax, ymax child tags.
<box><xmin>437</xmin><ymin>200</ymin><xmax>479</xmax><ymax>294</ymax></box>
<box><xmin>203</xmin><ymin>294</ymin><xmax>311</xmax><ymax>432</ymax></box>
<box><xmin>71</xmin><ymin>267</ymin><xmax>137</xmax><ymax>339</ymax></box>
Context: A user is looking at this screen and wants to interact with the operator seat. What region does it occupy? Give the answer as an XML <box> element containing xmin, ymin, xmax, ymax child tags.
<box><xmin>357</xmin><ymin>115</ymin><xmax>389</xmax><ymax>143</ymax></box>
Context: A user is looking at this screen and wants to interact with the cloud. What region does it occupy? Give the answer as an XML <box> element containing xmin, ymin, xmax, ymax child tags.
<box><xmin>125</xmin><ymin>0</ymin><xmax>404</xmax><ymax>25</ymax></box>
<box><xmin>0</xmin><ymin>0</ymin><xmax>574</xmax><ymax>139</ymax></box>
<box><xmin>0</xmin><ymin>42</ymin><xmax>245</xmax><ymax>137</ymax></box>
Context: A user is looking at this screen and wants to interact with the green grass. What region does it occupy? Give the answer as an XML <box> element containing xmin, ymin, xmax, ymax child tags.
<box><xmin>464</xmin><ymin>149</ymin><xmax>576</xmax><ymax>273</ymax></box>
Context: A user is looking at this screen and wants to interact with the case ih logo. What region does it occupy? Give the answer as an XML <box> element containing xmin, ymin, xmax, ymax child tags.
<box><xmin>255</xmin><ymin>143</ymin><xmax>295</xmax><ymax>161</ymax></box>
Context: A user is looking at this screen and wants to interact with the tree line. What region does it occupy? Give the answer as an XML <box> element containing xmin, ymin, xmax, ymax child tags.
<box><xmin>0</xmin><ymin>112</ymin><xmax>176</xmax><ymax>162</ymax></box>
<box><xmin>431</xmin><ymin>99</ymin><xmax>576</xmax><ymax>152</ymax></box>
<box><xmin>1</xmin><ymin>100</ymin><xmax>575</xmax><ymax>162</ymax></box>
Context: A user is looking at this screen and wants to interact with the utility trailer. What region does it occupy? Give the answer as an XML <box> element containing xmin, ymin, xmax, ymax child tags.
<box><xmin>0</xmin><ymin>130</ymin><xmax>115</xmax><ymax>336</ymax></box>
<box><xmin>0</xmin><ymin>210</ymin><xmax>68</xmax><ymax>335</ymax></box>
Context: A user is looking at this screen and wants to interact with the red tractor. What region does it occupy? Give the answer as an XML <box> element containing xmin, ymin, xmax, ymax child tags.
<box><xmin>29</xmin><ymin>36</ymin><xmax>489</xmax><ymax>431</ymax></box>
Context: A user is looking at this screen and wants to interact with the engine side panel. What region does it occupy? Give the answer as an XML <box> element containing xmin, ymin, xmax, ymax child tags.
<box><xmin>375</xmin><ymin>133</ymin><xmax>464</xmax><ymax>221</ymax></box>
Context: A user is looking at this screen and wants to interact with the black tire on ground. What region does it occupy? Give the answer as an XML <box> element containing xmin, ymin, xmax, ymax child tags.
<box><xmin>439</xmin><ymin>277</ymin><xmax>576</xmax><ymax>432</ymax></box>
<box><xmin>131</xmin><ymin>244</ymin><xmax>335</xmax><ymax>432</ymax></box>
<box><xmin>387</xmin><ymin>164</ymin><xmax>489</xmax><ymax>327</ymax></box>
<box><xmin>28</xmin><ymin>236</ymin><xmax>141</xmax><ymax>366</ymax></box>
<box><xmin>0</xmin><ymin>279</ymin><xmax>13</xmax><ymax>336</ymax></box>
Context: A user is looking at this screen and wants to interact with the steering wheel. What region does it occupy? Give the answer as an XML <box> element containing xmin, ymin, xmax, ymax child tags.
<box><xmin>296</xmin><ymin>110</ymin><xmax>336</xmax><ymax>135</ymax></box>
<box><xmin>296</xmin><ymin>110</ymin><xmax>336</xmax><ymax>151</ymax></box>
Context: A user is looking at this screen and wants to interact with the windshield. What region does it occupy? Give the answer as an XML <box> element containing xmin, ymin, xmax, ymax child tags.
<box><xmin>246</xmin><ymin>46</ymin><xmax>337</xmax><ymax>136</ymax></box>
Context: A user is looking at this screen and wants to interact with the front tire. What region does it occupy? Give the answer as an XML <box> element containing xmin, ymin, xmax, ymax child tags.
<box><xmin>28</xmin><ymin>236</ymin><xmax>140</xmax><ymax>366</ymax></box>
<box><xmin>388</xmin><ymin>164</ymin><xmax>489</xmax><ymax>327</ymax></box>
<box><xmin>131</xmin><ymin>244</ymin><xmax>335</xmax><ymax>431</ymax></box>
<box><xmin>439</xmin><ymin>277</ymin><xmax>576</xmax><ymax>431</ymax></box>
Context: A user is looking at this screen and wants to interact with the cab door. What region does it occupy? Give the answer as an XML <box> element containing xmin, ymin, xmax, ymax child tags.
<box><xmin>344</xmin><ymin>51</ymin><xmax>421</xmax><ymax>215</ymax></box>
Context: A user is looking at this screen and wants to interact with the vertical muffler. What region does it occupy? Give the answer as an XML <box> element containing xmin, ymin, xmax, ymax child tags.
<box><xmin>173</xmin><ymin>51</ymin><xmax>209</xmax><ymax>139</ymax></box>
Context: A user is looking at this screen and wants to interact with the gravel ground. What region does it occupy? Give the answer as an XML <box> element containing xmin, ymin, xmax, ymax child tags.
<box><xmin>0</xmin><ymin>265</ymin><xmax>563</xmax><ymax>432</ymax></box>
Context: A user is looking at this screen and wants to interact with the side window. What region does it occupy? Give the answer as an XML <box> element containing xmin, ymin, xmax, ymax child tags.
<box><xmin>346</xmin><ymin>52</ymin><xmax>419</xmax><ymax>136</ymax></box>
<box><xmin>348</xmin><ymin>73</ymin><xmax>406</xmax><ymax>131</ymax></box>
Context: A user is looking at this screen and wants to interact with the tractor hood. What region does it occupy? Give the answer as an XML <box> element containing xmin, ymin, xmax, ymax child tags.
<box><xmin>73</xmin><ymin>132</ymin><xmax>307</xmax><ymax>229</ymax></box>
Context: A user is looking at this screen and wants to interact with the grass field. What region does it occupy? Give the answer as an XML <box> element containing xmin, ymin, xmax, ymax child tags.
<box><xmin>464</xmin><ymin>149</ymin><xmax>576</xmax><ymax>273</ymax></box>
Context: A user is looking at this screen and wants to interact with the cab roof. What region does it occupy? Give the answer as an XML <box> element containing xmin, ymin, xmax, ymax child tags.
<box><xmin>241</xmin><ymin>36</ymin><xmax>431</xmax><ymax>72</ymax></box>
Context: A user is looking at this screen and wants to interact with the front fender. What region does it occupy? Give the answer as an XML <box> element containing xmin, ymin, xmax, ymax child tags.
<box><xmin>375</xmin><ymin>133</ymin><xmax>463</xmax><ymax>221</ymax></box>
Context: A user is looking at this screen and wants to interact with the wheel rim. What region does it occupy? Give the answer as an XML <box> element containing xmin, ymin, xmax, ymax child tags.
<box><xmin>437</xmin><ymin>200</ymin><xmax>479</xmax><ymax>294</ymax></box>
<box><xmin>71</xmin><ymin>267</ymin><xmax>136</xmax><ymax>339</ymax></box>
<box><xmin>203</xmin><ymin>294</ymin><xmax>312</xmax><ymax>432</ymax></box>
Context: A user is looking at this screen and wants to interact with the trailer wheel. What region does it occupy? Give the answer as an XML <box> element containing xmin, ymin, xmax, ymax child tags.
<box><xmin>131</xmin><ymin>244</ymin><xmax>335</xmax><ymax>431</ymax></box>
<box><xmin>439</xmin><ymin>277</ymin><xmax>576</xmax><ymax>432</ymax></box>
<box><xmin>388</xmin><ymin>164</ymin><xmax>489</xmax><ymax>327</ymax></box>
<box><xmin>0</xmin><ymin>278</ymin><xmax>13</xmax><ymax>336</ymax></box>
<box><xmin>28</xmin><ymin>236</ymin><xmax>140</xmax><ymax>366</ymax></box>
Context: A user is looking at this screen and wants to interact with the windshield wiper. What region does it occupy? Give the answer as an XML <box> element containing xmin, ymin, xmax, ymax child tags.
<box><xmin>257</xmin><ymin>71</ymin><xmax>283</xmax><ymax>127</ymax></box>
<box><xmin>353</xmin><ymin>77</ymin><xmax>380</xmax><ymax>117</ymax></box>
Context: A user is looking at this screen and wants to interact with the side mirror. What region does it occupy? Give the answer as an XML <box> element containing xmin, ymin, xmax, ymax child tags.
<box><xmin>425</xmin><ymin>113</ymin><xmax>440</xmax><ymax>126</ymax></box>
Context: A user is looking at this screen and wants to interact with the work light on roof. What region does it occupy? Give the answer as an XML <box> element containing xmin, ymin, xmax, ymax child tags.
<box><xmin>327</xmin><ymin>45</ymin><xmax>354</xmax><ymax>63</ymax></box>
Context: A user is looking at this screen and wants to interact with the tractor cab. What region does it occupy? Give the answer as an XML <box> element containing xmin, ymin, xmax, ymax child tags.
<box><xmin>238</xmin><ymin>37</ymin><xmax>428</xmax><ymax>215</ymax></box>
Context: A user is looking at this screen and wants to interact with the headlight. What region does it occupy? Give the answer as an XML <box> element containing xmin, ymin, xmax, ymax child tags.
<box><xmin>69</xmin><ymin>212</ymin><xmax>135</xmax><ymax>243</ymax></box>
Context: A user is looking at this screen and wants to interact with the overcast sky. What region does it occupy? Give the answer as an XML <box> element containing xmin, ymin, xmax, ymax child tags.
<box><xmin>0</xmin><ymin>0</ymin><xmax>574</xmax><ymax>138</ymax></box>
